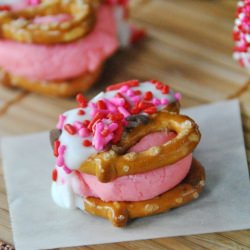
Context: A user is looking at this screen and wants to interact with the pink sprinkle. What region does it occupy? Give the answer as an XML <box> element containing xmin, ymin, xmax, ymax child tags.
<box><xmin>120</xmin><ymin>85</ymin><xmax>129</xmax><ymax>93</ymax></box>
<box><xmin>74</xmin><ymin>121</ymin><xmax>83</xmax><ymax>130</ymax></box>
<box><xmin>56</xmin><ymin>115</ymin><xmax>66</xmax><ymax>130</ymax></box>
<box><xmin>174</xmin><ymin>92</ymin><xmax>182</xmax><ymax>101</ymax></box>
<box><xmin>63</xmin><ymin>165</ymin><xmax>72</xmax><ymax>174</ymax></box>
<box><xmin>56</xmin><ymin>155</ymin><xmax>64</xmax><ymax>167</ymax></box>
<box><xmin>58</xmin><ymin>145</ymin><xmax>66</xmax><ymax>155</ymax></box>
<box><xmin>110</xmin><ymin>97</ymin><xmax>125</xmax><ymax>106</ymax></box>
<box><xmin>131</xmin><ymin>96</ymin><xmax>140</xmax><ymax>103</ymax></box>
<box><xmin>89</xmin><ymin>102</ymin><xmax>97</xmax><ymax>109</ymax></box>
<box><xmin>105</xmin><ymin>133</ymin><xmax>114</xmax><ymax>144</ymax></box>
<box><xmin>152</xmin><ymin>98</ymin><xmax>161</xmax><ymax>105</ymax></box>
<box><xmin>108</xmin><ymin>122</ymin><xmax>118</xmax><ymax>131</ymax></box>
<box><xmin>104</xmin><ymin>100</ymin><xmax>117</xmax><ymax>112</ymax></box>
<box><xmin>95</xmin><ymin>121</ymin><xmax>105</xmax><ymax>131</ymax></box>
<box><xmin>27</xmin><ymin>0</ymin><xmax>40</xmax><ymax>6</ymax></box>
<box><xmin>161</xmin><ymin>98</ymin><xmax>169</xmax><ymax>105</ymax></box>
<box><xmin>118</xmin><ymin>106</ymin><xmax>130</xmax><ymax>117</ymax></box>
<box><xmin>79</xmin><ymin>127</ymin><xmax>90</xmax><ymax>137</ymax></box>
<box><xmin>90</xmin><ymin>109</ymin><xmax>97</xmax><ymax>117</ymax></box>
<box><xmin>93</xmin><ymin>122</ymin><xmax>106</xmax><ymax>150</ymax></box>
<box><xmin>127</xmin><ymin>89</ymin><xmax>135</xmax><ymax>97</ymax></box>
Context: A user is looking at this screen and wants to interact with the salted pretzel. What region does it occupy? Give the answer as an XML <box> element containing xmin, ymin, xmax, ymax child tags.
<box><xmin>51</xmin><ymin>80</ymin><xmax>205</xmax><ymax>227</ymax></box>
<box><xmin>0</xmin><ymin>0</ymin><xmax>96</xmax><ymax>44</ymax></box>
<box><xmin>79</xmin><ymin>111</ymin><xmax>200</xmax><ymax>182</ymax></box>
<box><xmin>83</xmin><ymin>158</ymin><xmax>205</xmax><ymax>227</ymax></box>
<box><xmin>0</xmin><ymin>65</ymin><xmax>103</xmax><ymax>97</ymax></box>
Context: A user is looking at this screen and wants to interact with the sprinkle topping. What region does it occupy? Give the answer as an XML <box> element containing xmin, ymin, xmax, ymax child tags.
<box><xmin>233</xmin><ymin>1</ymin><xmax>250</xmax><ymax>67</ymax></box>
<box><xmin>54</xmin><ymin>80</ymin><xmax>181</xmax><ymax>173</ymax></box>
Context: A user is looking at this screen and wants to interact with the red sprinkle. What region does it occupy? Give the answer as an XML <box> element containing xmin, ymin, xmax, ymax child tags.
<box><xmin>233</xmin><ymin>30</ymin><xmax>240</xmax><ymax>41</ymax></box>
<box><xmin>97</xmin><ymin>100</ymin><xmax>107</xmax><ymax>110</ymax></box>
<box><xmin>88</xmin><ymin>112</ymin><xmax>105</xmax><ymax>131</ymax></box>
<box><xmin>64</xmin><ymin>124</ymin><xmax>77</xmax><ymax>135</ymax></box>
<box><xmin>0</xmin><ymin>5</ymin><xmax>11</xmax><ymax>11</ymax></box>
<box><xmin>83</xmin><ymin>139</ymin><xmax>92</xmax><ymax>147</ymax></box>
<box><xmin>106</xmin><ymin>80</ymin><xmax>139</xmax><ymax>91</ymax></box>
<box><xmin>108</xmin><ymin>112</ymin><xmax>124</xmax><ymax>121</ymax></box>
<box><xmin>53</xmin><ymin>140</ymin><xmax>60</xmax><ymax>157</ymax></box>
<box><xmin>162</xmin><ymin>85</ymin><xmax>170</xmax><ymax>94</ymax></box>
<box><xmin>83</xmin><ymin>120</ymin><xmax>90</xmax><ymax>127</ymax></box>
<box><xmin>77</xmin><ymin>109</ymin><xmax>85</xmax><ymax>115</ymax></box>
<box><xmin>130</xmin><ymin>107</ymin><xmax>140</xmax><ymax>114</ymax></box>
<box><xmin>101</xmin><ymin>129</ymin><xmax>109</xmax><ymax>137</ymax></box>
<box><xmin>115</xmin><ymin>92</ymin><xmax>130</xmax><ymax>109</ymax></box>
<box><xmin>52</xmin><ymin>169</ymin><xmax>57</xmax><ymax>182</ymax></box>
<box><xmin>144</xmin><ymin>91</ymin><xmax>153</xmax><ymax>101</ymax></box>
<box><xmin>134</xmin><ymin>90</ymin><xmax>142</xmax><ymax>95</ymax></box>
<box><xmin>130</xmin><ymin>28</ymin><xmax>146</xmax><ymax>44</ymax></box>
<box><xmin>137</xmin><ymin>101</ymin><xmax>154</xmax><ymax>110</ymax></box>
<box><xmin>156</xmin><ymin>82</ymin><xmax>163</xmax><ymax>90</ymax></box>
<box><xmin>105</xmin><ymin>0</ymin><xmax>128</xmax><ymax>6</ymax></box>
<box><xmin>150</xmin><ymin>79</ymin><xmax>158</xmax><ymax>84</ymax></box>
<box><xmin>76</xmin><ymin>93</ymin><xmax>88</xmax><ymax>108</ymax></box>
<box><xmin>144</xmin><ymin>106</ymin><xmax>157</xmax><ymax>114</ymax></box>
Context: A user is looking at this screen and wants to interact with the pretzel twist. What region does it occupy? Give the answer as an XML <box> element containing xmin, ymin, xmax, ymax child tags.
<box><xmin>0</xmin><ymin>64</ymin><xmax>103</xmax><ymax>97</ymax></box>
<box><xmin>79</xmin><ymin>111</ymin><xmax>201</xmax><ymax>182</ymax></box>
<box><xmin>0</xmin><ymin>0</ymin><xmax>96</xmax><ymax>44</ymax></box>
<box><xmin>83</xmin><ymin>158</ymin><xmax>205</xmax><ymax>227</ymax></box>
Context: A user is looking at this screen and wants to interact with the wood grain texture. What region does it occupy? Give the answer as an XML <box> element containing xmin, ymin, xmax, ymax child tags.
<box><xmin>0</xmin><ymin>0</ymin><xmax>250</xmax><ymax>249</ymax></box>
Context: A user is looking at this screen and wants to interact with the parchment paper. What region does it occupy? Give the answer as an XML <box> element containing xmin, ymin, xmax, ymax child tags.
<box><xmin>1</xmin><ymin>100</ymin><xmax>250</xmax><ymax>250</ymax></box>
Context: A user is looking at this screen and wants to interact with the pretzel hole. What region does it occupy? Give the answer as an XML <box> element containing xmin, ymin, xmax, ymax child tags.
<box><xmin>127</xmin><ymin>131</ymin><xmax>177</xmax><ymax>154</ymax></box>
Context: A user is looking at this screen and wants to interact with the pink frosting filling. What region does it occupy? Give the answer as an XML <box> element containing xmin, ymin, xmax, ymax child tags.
<box><xmin>0</xmin><ymin>5</ymin><xmax>119</xmax><ymax>81</ymax></box>
<box><xmin>72</xmin><ymin>132</ymin><xmax>192</xmax><ymax>202</ymax></box>
<box><xmin>33</xmin><ymin>14</ymin><xmax>72</xmax><ymax>24</ymax></box>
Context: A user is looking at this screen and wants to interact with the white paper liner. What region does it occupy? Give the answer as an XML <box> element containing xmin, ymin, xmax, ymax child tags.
<box><xmin>1</xmin><ymin>100</ymin><xmax>250</xmax><ymax>250</ymax></box>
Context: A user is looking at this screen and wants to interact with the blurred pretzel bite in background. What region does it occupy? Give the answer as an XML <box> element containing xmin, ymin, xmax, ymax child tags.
<box><xmin>50</xmin><ymin>79</ymin><xmax>205</xmax><ymax>227</ymax></box>
<box><xmin>0</xmin><ymin>0</ymin><xmax>145</xmax><ymax>97</ymax></box>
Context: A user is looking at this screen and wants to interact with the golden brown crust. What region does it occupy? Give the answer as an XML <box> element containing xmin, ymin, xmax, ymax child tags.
<box><xmin>0</xmin><ymin>65</ymin><xmax>103</xmax><ymax>97</ymax></box>
<box><xmin>79</xmin><ymin>111</ymin><xmax>201</xmax><ymax>182</ymax></box>
<box><xmin>165</xmin><ymin>101</ymin><xmax>180</xmax><ymax>113</ymax></box>
<box><xmin>0</xmin><ymin>0</ymin><xmax>96</xmax><ymax>44</ymax></box>
<box><xmin>83</xmin><ymin>158</ymin><xmax>205</xmax><ymax>227</ymax></box>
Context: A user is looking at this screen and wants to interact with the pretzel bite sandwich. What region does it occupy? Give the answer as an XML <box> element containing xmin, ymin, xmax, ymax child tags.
<box><xmin>0</xmin><ymin>0</ymin><xmax>144</xmax><ymax>97</ymax></box>
<box><xmin>50</xmin><ymin>80</ymin><xmax>205</xmax><ymax>227</ymax></box>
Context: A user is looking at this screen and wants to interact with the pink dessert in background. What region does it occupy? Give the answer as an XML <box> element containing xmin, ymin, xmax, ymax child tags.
<box><xmin>72</xmin><ymin>132</ymin><xmax>192</xmax><ymax>202</ymax></box>
<box><xmin>0</xmin><ymin>5</ymin><xmax>119</xmax><ymax>81</ymax></box>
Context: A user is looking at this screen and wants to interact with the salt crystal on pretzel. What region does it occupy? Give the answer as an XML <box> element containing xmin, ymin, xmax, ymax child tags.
<box><xmin>50</xmin><ymin>80</ymin><xmax>205</xmax><ymax>226</ymax></box>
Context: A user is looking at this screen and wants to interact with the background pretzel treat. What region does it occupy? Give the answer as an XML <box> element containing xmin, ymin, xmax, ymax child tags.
<box><xmin>0</xmin><ymin>0</ymin><xmax>145</xmax><ymax>97</ymax></box>
<box><xmin>50</xmin><ymin>80</ymin><xmax>205</xmax><ymax>226</ymax></box>
<box><xmin>232</xmin><ymin>0</ymin><xmax>250</xmax><ymax>71</ymax></box>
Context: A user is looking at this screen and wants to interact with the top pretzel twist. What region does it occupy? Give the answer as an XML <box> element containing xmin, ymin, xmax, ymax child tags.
<box><xmin>79</xmin><ymin>109</ymin><xmax>201</xmax><ymax>182</ymax></box>
<box><xmin>0</xmin><ymin>0</ymin><xmax>97</xmax><ymax>44</ymax></box>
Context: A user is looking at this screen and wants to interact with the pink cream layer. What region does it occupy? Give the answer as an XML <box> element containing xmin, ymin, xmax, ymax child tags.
<box><xmin>0</xmin><ymin>5</ymin><xmax>119</xmax><ymax>81</ymax></box>
<box><xmin>72</xmin><ymin>132</ymin><xmax>192</xmax><ymax>202</ymax></box>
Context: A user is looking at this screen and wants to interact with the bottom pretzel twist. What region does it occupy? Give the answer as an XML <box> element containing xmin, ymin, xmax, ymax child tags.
<box><xmin>83</xmin><ymin>158</ymin><xmax>205</xmax><ymax>227</ymax></box>
<box><xmin>0</xmin><ymin>65</ymin><xmax>103</xmax><ymax>97</ymax></box>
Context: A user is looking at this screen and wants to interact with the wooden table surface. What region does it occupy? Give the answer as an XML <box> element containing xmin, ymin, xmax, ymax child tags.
<box><xmin>1</xmin><ymin>0</ymin><xmax>250</xmax><ymax>249</ymax></box>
